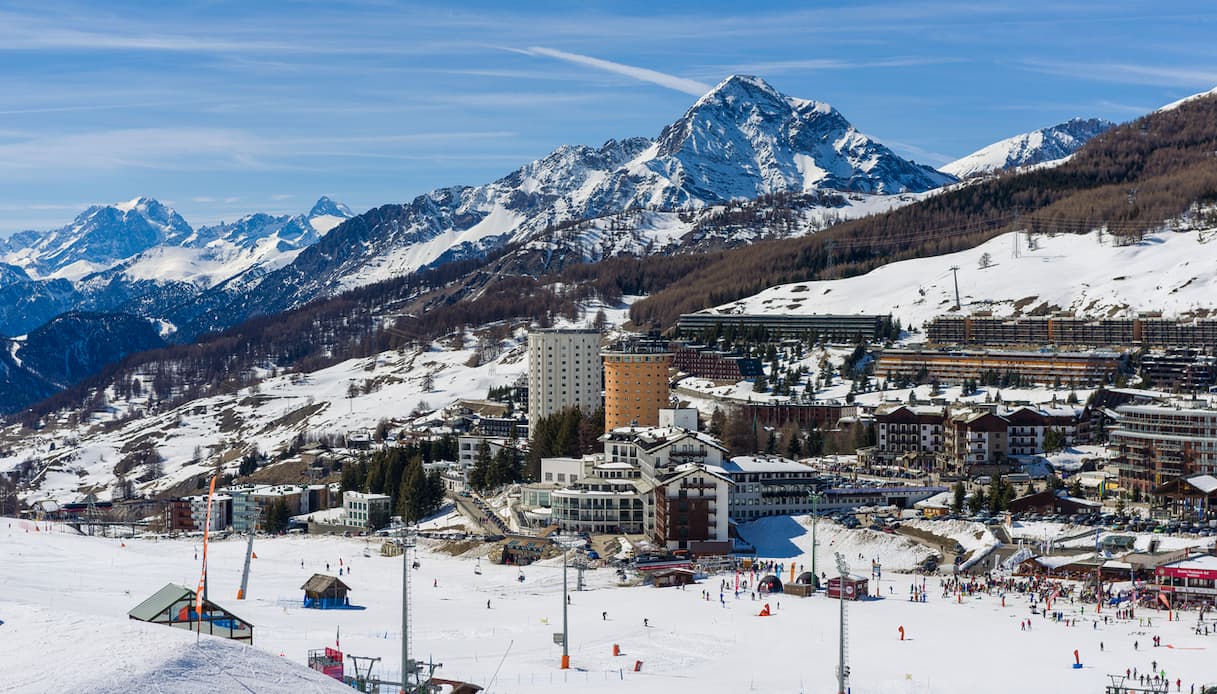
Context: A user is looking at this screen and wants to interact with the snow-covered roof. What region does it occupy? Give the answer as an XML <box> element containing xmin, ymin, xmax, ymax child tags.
<box><xmin>1185</xmin><ymin>475</ymin><xmax>1217</xmax><ymax>495</ymax></box>
<box><xmin>719</xmin><ymin>455</ymin><xmax>811</xmax><ymax>474</ymax></box>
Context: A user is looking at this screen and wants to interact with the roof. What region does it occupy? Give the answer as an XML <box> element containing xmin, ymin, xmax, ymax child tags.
<box><xmin>1160</xmin><ymin>554</ymin><xmax>1217</xmax><ymax>571</ymax></box>
<box><xmin>719</xmin><ymin>456</ymin><xmax>814</xmax><ymax>474</ymax></box>
<box><xmin>128</xmin><ymin>583</ymin><xmax>251</xmax><ymax>626</ymax></box>
<box><xmin>129</xmin><ymin>583</ymin><xmax>194</xmax><ymax>622</ymax></box>
<box><xmin>301</xmin><ymin>574</ymin><xmax>351</xmax><ymax>594</ymax></box>
<box><xmin>661</xmin><ymin>463</ymin><xmax>733</xmax><ymax>486</ymax></box>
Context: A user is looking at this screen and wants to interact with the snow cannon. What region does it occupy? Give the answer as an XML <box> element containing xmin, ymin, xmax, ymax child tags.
<box><xmin>1072</xmin><ymin>649</ymin><xmax>1082</xmax><ymax>669</ymax></box>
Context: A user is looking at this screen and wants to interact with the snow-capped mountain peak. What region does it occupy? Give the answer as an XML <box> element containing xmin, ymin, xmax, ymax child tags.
<box><xmin>308</xmin><ymin>196</ymin><xmax>353</xmax><ymax>220</ymax></box>
<box><xmin>646</xmin><ymin>74</ymin><xmax>953</xmax><ymax>201</ymax></box>
<box><xmin>941</xmin><ymin>117</ymin><xmax>1116</xmax><ymax>179</ymax></box>
<box><xmin>305</xmin><ymin>196</ymin><xmax>354</xmax><ymax>235</ymax></box>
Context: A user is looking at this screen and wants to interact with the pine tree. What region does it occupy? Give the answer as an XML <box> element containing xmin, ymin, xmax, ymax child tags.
<box><xmin>952</xmin><ymin>482</ymin><xmax>966</xmax><ymax>513</ymax></box>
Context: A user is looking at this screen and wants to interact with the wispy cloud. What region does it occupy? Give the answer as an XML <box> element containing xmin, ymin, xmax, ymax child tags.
<box><xmin>1020</xmin><ymin>60</ymin><xmax>1217</xmax><ymax>88</ymax></box>
<box><xmin>722</xmin><ymin>56</ymin><xmax>965</xmax><ymax>75</ymax></box>
<box><xmin>0</xmin><ymin>127</ymin><xmax>523</xmax><ymax>178</ymax></box>
<box><xmin>517</xmin><ymin>46</ymin><xmax>710</xmax><ymax>96</ymax></box>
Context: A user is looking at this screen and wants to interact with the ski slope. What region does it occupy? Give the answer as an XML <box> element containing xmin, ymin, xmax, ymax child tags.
<box><xmin>706</xmin><ymin>226</ymin><xmax>1217</xmax><ymax>329</ymax></box>
<box><xmin>2</xmin><ymin>518</ymin><xmax>1214</xmax><ymax>693</ymax></box>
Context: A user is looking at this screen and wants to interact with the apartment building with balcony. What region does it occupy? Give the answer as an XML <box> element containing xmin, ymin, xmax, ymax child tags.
<box><xmin>550</xmin><ymin>459</ymin><xmax>646</xmax><ymax>535</ymax></box>
<box><xmin>713</xmin><ymin>455</ymin><xmax>826</xmax><ymax>522</ymax></box>
<box><xmin>652</xmin><ymin>463</ymin><xmax>732</xmax><ymax>555</ymax></box>
<box><xmin>873</xmin><ymin>404</ymin><xmax>947</xmax><ymax>468</ymax></box>
<box><xmin>1110</xmin><ymin>400</ymin><xmax>1217</xmax><ymax>497</ymax></box>
<box><xmin>875</xmin><ymin>347</ymin><xmax>1122</xmax><ymax>387</ymax></box>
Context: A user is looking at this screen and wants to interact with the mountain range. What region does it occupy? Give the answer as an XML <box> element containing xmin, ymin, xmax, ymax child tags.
<box><xmin>0</xmin><ymin>75</ymin><xmax>1116</xmax><ymax>413</ymax></box>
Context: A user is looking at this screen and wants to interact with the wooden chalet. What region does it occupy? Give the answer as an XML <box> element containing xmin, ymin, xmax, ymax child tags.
<box><xmin>301</xmin><ymin>573</ymin><xmax>352</xmax><ymax>609</ymax></box>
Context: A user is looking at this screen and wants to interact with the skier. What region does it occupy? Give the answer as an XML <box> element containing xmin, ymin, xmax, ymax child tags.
<box><xmin>487</xmin><ymin>599</ymin><xmax>491</xmax><ymax>609</ymax></box>
<box><xmin>643</xmin><ymin>618</ymin><xmax>649</xmax><ymax>627</ymax></box>
<box><xmin>602</xmin><ymin>611</ymin><xmax>607</xmax><ymax>621</ymax></box>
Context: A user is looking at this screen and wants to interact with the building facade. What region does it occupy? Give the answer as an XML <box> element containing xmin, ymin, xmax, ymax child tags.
<box><xmin>602</xmin><ymin>336</ymin><xmax>672</xmax><ymax>431</ymax></box>
<box><xmin>527</xmin><ymin>328</ymin><xmax>602</xmax><ymax>434</ymax></box>
<box><xmin>343</xmin><ymin>491</ymin><xmax>392</xmax><ymax>530</ymax></box>
<box><xmin>550</xmin><ymin>460</ymin><xmax>645</xmax><ymax>535</ymax></box>
<box><xmin>927</xmin><ymin>313</ymin><xmax>1217</xmax><ymax>349</ymax></box>
<box><xmin>714</xmin><ymin>456</ymin><xmax>825</xmax><ymax>522</ymax></box>
<box><xmin>652</xmin><ymin>464</ymin><xmax>732</xmax><ymax>555</ymax></box>
<box><xmin>1110</xmin><ymin>400</ymin><xmax>1217</xmax><ymax>496</ymax></box>
<box><xmin>669</xmin><ymin>342</ymin><xmax>763</xmax><ymax>381</ymax></box>
<box><xmin>875</xmin><ymin>348</ymin><xmax>1122</xmax><ymax>387</ymax></box>
<box><xmin>677</xmin><ymin>313</ymin><xmax>890</xmax><ymax>342</ymax></box>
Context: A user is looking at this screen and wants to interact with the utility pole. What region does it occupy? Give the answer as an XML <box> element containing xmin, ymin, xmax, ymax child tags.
<box><xmin>561</xmin><ymin>542</ymin><xmax>570</xmax><ymax>669</ymax></box>
<box><xmin>809</xmin><ymin>491</ymin><xmax>823</xmax><ymax>588</ymax></box>
<box><xmin>401</xmin><ymin>528</ymin><xmax>412</xmax><ymax>694</ymax></box>
<box><xmin>835</xmin><ymin>552</ymin><xmax>851</xmax><ymax>694</ymax></box>
<box><xmin>949</xmin><ymin>266</ymin><xmax>961</xmax><ymax>311</ymax></box>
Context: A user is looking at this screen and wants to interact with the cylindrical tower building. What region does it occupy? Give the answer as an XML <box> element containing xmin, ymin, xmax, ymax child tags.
<box><xmin>602</xmin><ymin>336</ymin><xmax>672</xmax><ymax>432</ymax></box>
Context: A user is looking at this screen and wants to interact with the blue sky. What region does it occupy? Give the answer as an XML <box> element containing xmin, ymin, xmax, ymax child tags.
<box><xmin>0</xmin><ymin>0</ymin><xmax>1215</xmax><ymax>235</ymax></box>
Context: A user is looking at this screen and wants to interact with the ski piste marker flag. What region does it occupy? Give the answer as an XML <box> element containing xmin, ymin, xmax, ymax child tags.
<box><xmin>196</xmin><ymin>475</ymin><xmax>217</xmax><ymax>620</ymax></box>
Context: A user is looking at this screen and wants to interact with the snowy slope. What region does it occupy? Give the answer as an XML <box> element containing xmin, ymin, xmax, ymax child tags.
<box><xmin>0</xmin><ymin>328</ymin><xmax>532</xmax><ymax>504</ymax></box>
<box><xmin>1157</xmin><ymin>85</ymin><xmax>1217</xmax><ymax>113</ymax></box>
<box><xmin>3</xmin><ymin>522</ymin><xmax>1215</xmax><ymax>694</ymax></box>
<box><xmin>1</xmin><ymin>601</ymin><xmax>350</xmax><ymax>693</ymax></box>
<box><xmin>704</xmin><ymin>225</ymin><xmax>1217</xmax><ymax>329</ymax></box>
<box><xmin>941</xmin><ymin>118</ymin><xmax>1114</xmax><ymax>179</ymax></box>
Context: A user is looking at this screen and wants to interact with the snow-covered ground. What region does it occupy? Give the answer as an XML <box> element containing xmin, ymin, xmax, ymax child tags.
<box><xmin>0</xmin><ymin>332</ymin><xmax>532</xmax><ymax>504</ymax></box>
<box><xmin>738</xmin><ymin>515</ymin><xmax>935</xmax><ymax>571</ymax></box>
<box><xmin>4</xmin><ymin>519</ymin><xmax>1216</xmax><ymax>693</ymax></box>
<box><xmin>706</xmin><ymin>226</ymin><xmax>1217</xmax><ymax>330</ymax></box>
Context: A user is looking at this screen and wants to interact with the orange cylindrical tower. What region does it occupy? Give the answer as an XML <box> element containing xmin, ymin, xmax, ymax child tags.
<box><xmin>602</xmin><ymin>337</ymin><xmax>672</xmax><ymax>432</ymax></box>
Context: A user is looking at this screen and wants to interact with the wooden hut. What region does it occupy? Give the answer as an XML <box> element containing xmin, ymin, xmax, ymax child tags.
<box><xmin>301</xmin><ymin>574</ymin><xmax>352</xmax><ymax>609</ymax></box>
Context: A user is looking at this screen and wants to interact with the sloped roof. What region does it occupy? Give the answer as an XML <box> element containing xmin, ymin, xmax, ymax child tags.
<box><xmin>128</xmin><ymin>583</ymin><xmax>252</xmax><ymax>627</ymax></box>
<box><xmin>129</xmin><ymin>583</ymin><xmax>193</xmax><ymax>622</ymax></box>
<box><xmin>301</xmin><ymin>574</ymin><xmax>351</xmax><ymax>594</ymax></box>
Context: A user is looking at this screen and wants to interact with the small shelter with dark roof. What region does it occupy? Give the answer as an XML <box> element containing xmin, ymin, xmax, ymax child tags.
<box><xmin>650</xmin><ymin>568</ymin><xmax>697</xmax><ymax>588</ymax></box>
<box><xmin>128</xmin><ymin>583</ymin><xmax>253</xmax><ymax>643</ymax></box>
<box><xmin>301</xmin><ymin>573</ymin><xmax>352</xmax><ymax>609</ymax></box>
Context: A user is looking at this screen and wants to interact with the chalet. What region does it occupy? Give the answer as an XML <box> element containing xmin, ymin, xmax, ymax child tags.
<box><xmin>1007</xmin><ymin>489</ymin><xmax>1100</xmax><ymax>516</ymax></box>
